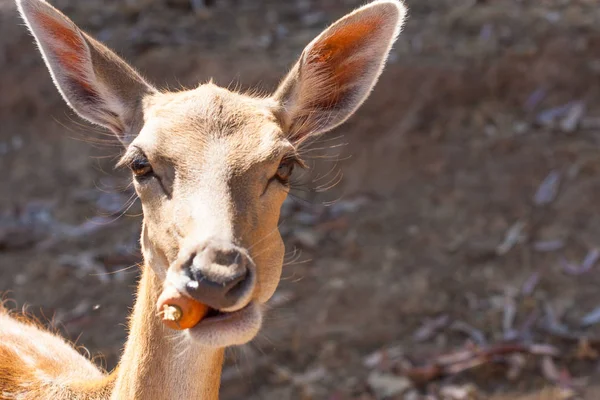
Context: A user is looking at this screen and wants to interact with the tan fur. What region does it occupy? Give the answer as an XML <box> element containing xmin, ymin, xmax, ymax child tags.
<box><xmin>3</xmin><ymin>0</ymin><xmax>406</xmax><ymax>399</ymax></box>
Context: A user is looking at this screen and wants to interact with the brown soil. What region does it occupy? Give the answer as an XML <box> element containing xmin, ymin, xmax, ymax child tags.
<box><xmin>3</xmin><ymin>0</ymin><xmax>600</xmax><ymax>398</ymax></box>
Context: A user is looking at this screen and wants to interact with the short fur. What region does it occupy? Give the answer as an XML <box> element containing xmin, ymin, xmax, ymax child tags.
<box><xmin>2</xmin><ymin>0</ymin><xmax>406</xmax><ymax>399</ymax></box>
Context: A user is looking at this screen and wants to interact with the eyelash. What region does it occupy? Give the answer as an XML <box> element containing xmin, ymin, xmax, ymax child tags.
<box><xmin>274</xmin><ymin>158</ymin><xmax>296</xmax><ymax>185</ymax></box>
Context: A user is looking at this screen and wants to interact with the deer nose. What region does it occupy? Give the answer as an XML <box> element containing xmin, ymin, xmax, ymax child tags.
<box><xmin>178</xmin><ymin>241</ymin><xmax>253</xmax><ymax>311</ymax></box>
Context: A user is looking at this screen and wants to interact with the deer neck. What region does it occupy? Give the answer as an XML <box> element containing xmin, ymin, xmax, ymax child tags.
<box><xmin>111</xmin><ymin>264</ymin><xmax>224</xmax><ymax>400</ymax></box>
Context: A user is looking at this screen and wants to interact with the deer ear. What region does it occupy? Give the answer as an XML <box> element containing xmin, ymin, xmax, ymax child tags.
<box><xmin>17</xmin><ymin>0</ymin><xmax>155</xmax><ymax>142</ymax></box>
<box><xmin>273</xmin><ymin>0</ymin><xmax>406</xmax><ymax>144</ymax></box>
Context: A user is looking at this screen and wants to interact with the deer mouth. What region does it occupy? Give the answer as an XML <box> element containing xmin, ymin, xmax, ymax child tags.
<box><xmin>187</xmin><ymin>301</ymin><xmax>261</xmax><ymax>346</ymax></box>
<box><xmin>198</xmin><ymin>303</ymin><xmax>252</xmax><ymax>324</ymax></box>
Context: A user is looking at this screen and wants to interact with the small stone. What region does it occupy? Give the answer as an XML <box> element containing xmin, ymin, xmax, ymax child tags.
<box><xmin>439</xmin><ymin>384</ymin><xmax>479</xmax><ymax>399</ymax></box>
<box><xmin>513</xmin><ymin>121</ymin><xmax>529</xmax><ymax>134</ymax></box>
<box><xmin>560</xmin><ymin>101</ymin><xmax>586</xmax><ymax>133</ymax></box>
<box><xmin>367</xmin><ymin>372</ymin><xmax>412</xmax><ymax>398</ymax></box>
<box><xmin>403</xmin><ymin>390</ymin><xmax>420</xmax><ymax>400</ymax></box>
<box><xmin>292</xmin><ymin>229</ymin><xmax>321</xmax><ymax>249</ymax></box>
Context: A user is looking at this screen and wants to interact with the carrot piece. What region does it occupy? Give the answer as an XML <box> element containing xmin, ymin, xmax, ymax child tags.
<box><xmin>157</xmin><ymin>284</ymin><xmax>209</xmax><ymax>330</ymax></box>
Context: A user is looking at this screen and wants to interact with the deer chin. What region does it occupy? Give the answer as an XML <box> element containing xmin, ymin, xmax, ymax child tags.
<box><xmin>185</xmin><ymin>302</ymin><xmax>262</xmax><ymax>348</ymax></box>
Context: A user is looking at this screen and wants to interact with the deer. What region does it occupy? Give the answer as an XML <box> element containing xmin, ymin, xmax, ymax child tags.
<box><xmin>1</xmin><ymin>0</ymin><xmax>406</xmax><ymax>399</ymax></box>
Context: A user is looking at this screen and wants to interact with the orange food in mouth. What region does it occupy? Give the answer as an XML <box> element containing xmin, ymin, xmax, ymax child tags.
<box><xmin>157</xmin><ymin>284</ymin><xmax>209</xmax><ymax>330</ymax></box>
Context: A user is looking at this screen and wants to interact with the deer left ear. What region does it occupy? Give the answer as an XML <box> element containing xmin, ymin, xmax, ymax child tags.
<box><xmin>273</xmin><ymin>0</ymin><xmax>407</xmax><ymax>144</ymax></box>
<box><xmin>17</xmin><ymin>0</ymin><xmax>155</xmax><ymax>142</ymax></box>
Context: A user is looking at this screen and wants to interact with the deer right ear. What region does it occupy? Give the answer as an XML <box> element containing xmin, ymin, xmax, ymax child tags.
<box><xmin>273</xmin><ymin>0</ymin><xmax>406</xmax><ymax>145</ymax></box>
<box><xmin>17</xmin><ymin>0</ymin><xmax>155</xmax><ymax>142</ymax></box>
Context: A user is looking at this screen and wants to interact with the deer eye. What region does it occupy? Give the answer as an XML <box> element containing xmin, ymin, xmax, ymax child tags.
<box><xmin>275</xmin><ymin>159</ymin><xmax>295</xmax><ymax>184</ymax></box>
<box><xmin>130</xmin><ymin>157</ymin><xmax>154</xmax><ymax>179</ymax></box>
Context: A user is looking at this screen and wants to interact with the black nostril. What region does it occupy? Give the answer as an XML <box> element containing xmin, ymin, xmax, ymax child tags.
<box><xmin>186</xmin><ymin>267</ymin><xmax>247</xmax><ymax>291</ymax></box>
<box><xmin>213</xmin><ymin>249</ymin><xmax>245</xmax><ymax>268</ymax></box>
<box><xmin>221</xmin><ymin>268</ymin><xmax>249</xmax><ymax>296</ymax></box>
<box><xmin>180</xmin><ymin>243</ymin><xmax>252</xmax><ymax>310</ymax></box>
<box><xmin>184</xmin><ymin>267</ymin><xmax>249</xmax><ymax>309</ymax></box>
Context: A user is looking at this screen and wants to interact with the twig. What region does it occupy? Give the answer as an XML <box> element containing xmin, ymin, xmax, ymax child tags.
<box><xmin>400</xmin><ymin>343</ymin><xmax>560</xmax><ymax>384</ymax></box>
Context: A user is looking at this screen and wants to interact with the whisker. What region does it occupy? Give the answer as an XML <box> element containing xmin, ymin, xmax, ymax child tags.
<box><xmin>247</xmin><ymin>219</ymin><xmax>287</xmax><ymax>252</ymax></box>
<box><xmin>281</xmin><ymin>247</ymin><xmax>310</xmax><ymax>268</ymax></box>
<box><xmin>285</xmin><ymin>192</ymin><xmax>315</xmax><ymax>207</ymax></box>
<box><xmin>283</xmin><ymin>246</ymin><xmax>301</xmax><ymax>260</ymax></box>
<box><xmin>314</xmin><ymin>169</ymin><xmax>343</xmax><ymax>193</ymax></box>
<box><xmin>299</xmin><ymin>153</ymin><xmax>348</xmax><ymax>161</ymax></box>
<box><xmin>279</xmin><ymin>270</ymin><xmax>302</xmax><ymax>282</ymax></box>
<box><xmin>321</xmin><ymin>192</ymin><xmax>347</xmax><ymax>207</ymax></box>
<box><xmin>55</xmin><ymin>115</ymin><xmax>114</xmax><ymax>137</ymax></box>
<box><xmin>311</xmin><ymin>161</ymin><xmax>340</xmax><ymax>184</ymax></box>
<box><xmin>296</xmin><ymin>142</ymin><xmax>348</xmax><ymax>155</ymax></box>
<box><xmin>94</xmin><ymin>178</ymin><xmax>134</xmax><ymax>195</ymax></box>
<box><xmin>288</xmin><ymin>186</ymin><xmax>316</xmax><ymax>195</ymax></box>
<box><xmin>93</xmin><ymin>193</ymin><xmax>140</xmax><ymax>224</ymax></box>
<box><xmin>283</xmin><ymin>258</ymin><xmax>312</xmax><ymax>267</ymax></box>
<box><xmin>306</xmin><ymin>133</ymin><xmax>346</xmax><ymax>145</ymax></box>
<box><xmin>89</xmin><ymin>263</ymin><xmax>140</xmax><ymax>277</ymax></box>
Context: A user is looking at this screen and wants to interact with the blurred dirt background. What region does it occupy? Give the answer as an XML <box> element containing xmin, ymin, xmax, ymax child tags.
<box><xmin>3</xmin><ymin>0</ymin><xmax>600</xmax><ymax>399</ymax></box>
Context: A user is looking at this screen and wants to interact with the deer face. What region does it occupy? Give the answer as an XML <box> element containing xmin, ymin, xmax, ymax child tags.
<box><xmin>125</xmin><ymin>87</ymin><xmax>293</xmax><ymax>345</ymax></box>
<box><xmin>18</xmin><ymin>0</ymin><xmax>406</xmax><ymax>348</ymax></box>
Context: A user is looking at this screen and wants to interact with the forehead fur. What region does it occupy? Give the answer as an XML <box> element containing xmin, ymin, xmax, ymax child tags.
<box><xmin>138</xmin><ymin>83</ymin><xmax>287</xmax><ymax>168</ymax></box>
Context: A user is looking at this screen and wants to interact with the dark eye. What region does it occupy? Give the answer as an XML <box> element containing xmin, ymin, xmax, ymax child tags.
<box><xmin>130</xmin><ymin>157</ymin><xmax>154</xmax><ymax>179</ymax></box>
<box><xmin>275</xmin><ymin>159</ymin><xmax>295</xmax><ymax>184</ymax></box>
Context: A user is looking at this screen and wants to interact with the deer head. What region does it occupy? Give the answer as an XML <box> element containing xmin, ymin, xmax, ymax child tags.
<box><xmin>18</xmin><ymin>0</ymin><xmax>406</xmax><ymax>348</ymax></box>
